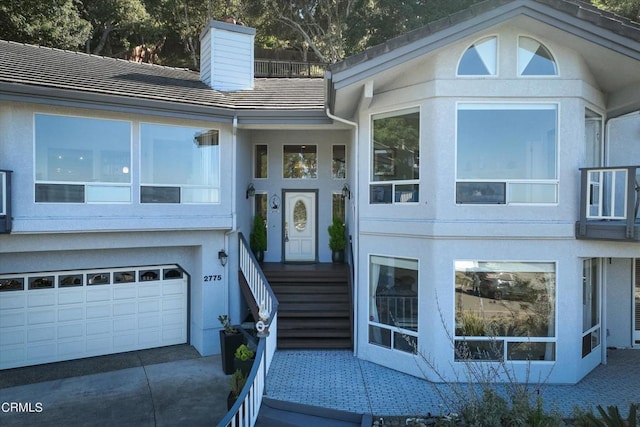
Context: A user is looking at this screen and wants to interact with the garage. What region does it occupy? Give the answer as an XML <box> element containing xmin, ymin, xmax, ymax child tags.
<box><xmin>0</xmin><ymin>264</ymin><xmax>188</xmax><ymax>370</ymax></box>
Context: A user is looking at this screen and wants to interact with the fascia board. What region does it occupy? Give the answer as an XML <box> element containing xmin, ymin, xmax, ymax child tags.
<box><xmin>0</xmin><ymin>82</ymin><xmax>236</xmax><ymax>123</ymax></box>
<box><xmin>236</xmin><ymin>109</ymin><xmax>331</xmax><ymax>125</ymax></box>
<box><xmin>331</xmin><ymin>1</ymin><xmax>640</xmax><ymax>91</ymax></box>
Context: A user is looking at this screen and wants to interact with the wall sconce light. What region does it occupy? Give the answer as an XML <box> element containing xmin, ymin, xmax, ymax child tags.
<box><xmin>218</xmin><ymin>249</ymin><xmax>228</xmax><ymax>267</ymax></box>
<box><xmin>342</xmin><ymin>183</ymin><xmax>351</xmax><ymax>200</ymax></box>
<box><xmin>246</xmin><ymin>183</ymin><xmax>256</xmax><ymax>199</ymax></box>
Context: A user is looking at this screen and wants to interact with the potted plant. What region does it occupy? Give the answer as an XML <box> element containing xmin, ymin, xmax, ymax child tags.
<box><xmin>328</xmin><ymin>217</ymin><xmax>346</xmax><ymax>263</ymax></box>
<box><xmin>250</xmin><ymin>214</ymin><xmax>267</xmax><ymax>263</ymax></box>
<box><xmin>227</xmin><ymin>369</ymin><xmax>247</xmax><ymax>410</ymax></box>
<box><xmin>218</xmin><ymin>314</ymin><xmax>244</xmax><ymax>375</ymax></box>
<box><xmin>233</xmin><ymin>343</ymin><xmax>255</xmax><ymax>376</ymax></box>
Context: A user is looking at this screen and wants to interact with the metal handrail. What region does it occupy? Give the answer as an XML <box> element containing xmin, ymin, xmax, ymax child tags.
<box><xmin>254</xmin><ymin>59</ymin><xmax>327</xmax><ymax>78</ymax></box>
<box><xmin>217</xmin><ymin>233</ymin><xmax>278</xmax><ymax>427</ymax></box>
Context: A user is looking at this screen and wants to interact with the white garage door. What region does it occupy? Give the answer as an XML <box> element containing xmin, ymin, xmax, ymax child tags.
<box><xmin>0</xmin><ymin>265</ymin><xmax>188</xmax><ymax>370</ymax></box>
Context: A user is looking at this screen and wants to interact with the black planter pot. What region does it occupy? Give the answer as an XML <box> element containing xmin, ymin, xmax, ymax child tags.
<box><xmin>234</xmin><ymin>358</ymin><xmax>255</xmax><ymax>376</ymax></box>
<box><xmin>220</xmin><ymin>330</ymin><xmax>244</xmax><ymax>375</ymax></box>
<box><xmin>332</xmin><ymin>249</ymin><xmax>345</xmax><ymax>263</ymax></box>
<box><xmin>227</xmin><ymin>391</ymin><xmax>237</xmax><ymax>410</ymax></box>
<box><xmin>253</xmin><ymin>250</ymin><xmax>264</xmax><ymax>263</ymax></box>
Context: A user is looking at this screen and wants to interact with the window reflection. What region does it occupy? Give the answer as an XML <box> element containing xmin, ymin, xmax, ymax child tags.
<box><xmin>369</xmin><ymin>255</ymin><xmax>418</xmax><ymax>354</ymax></box>
<box><xmin>283</xmin><ymin>145</ymin><xmax>317</xmax><ymax>179</ymax></box>
<box><xmin>454</xmin><ymin>261</ymin><xmax>556</xmax><ymax>361</ymax></box>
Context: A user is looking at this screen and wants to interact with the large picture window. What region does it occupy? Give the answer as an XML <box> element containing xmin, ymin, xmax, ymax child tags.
<box><xmin>35</xmin><ymin>114</ymin><xmax>131</xmax><ymax>203</ymax></box>
<box><xmin>370</xmin><ymin>109</ymin><xmax>420</xmax><ymax>204</ymax></box>
<box><xmin>456</xmin><ymin>104</ymin><xmax>558</xmax><ymax>204</ymax></box>
<box><xmin>454</xmin><ymin>261</ymin><xmax>556</xmax><ymax>361</ymax></box>
<box><xmin>140</xmin><ymin>124</ymin><xmax>220</xmax><ymax>203</ymax></box>
<box><xmin>369</xmin><ymin>255</ymin><xmax>418</xmax><ymax>354</ymax></box>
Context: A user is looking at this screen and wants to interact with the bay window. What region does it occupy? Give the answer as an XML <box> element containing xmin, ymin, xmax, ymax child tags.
<box><xmin>456</xmin><ymin>104</ymin><xmax>558</xmax><ymax>204</ymax></box>
<box><xmin>369</xmin><ymin>255</ymin><xmax>418</xmax><ymax>354</ymax></box>
<box><xmin>370</xmin><ymin>109</ymin><xmax>420</xmax><ymax>204</ymax></box>
<box><xmin>454</xmin><ymin>261</ymin><xmax>556</xmax><ymax>361</ymax></box>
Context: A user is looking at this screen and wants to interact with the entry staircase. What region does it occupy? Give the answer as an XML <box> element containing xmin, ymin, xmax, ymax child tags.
<box><xmin>262</xmin><ymin>263</ymin><xmax>353</xmax><ymax>350</ymax></box>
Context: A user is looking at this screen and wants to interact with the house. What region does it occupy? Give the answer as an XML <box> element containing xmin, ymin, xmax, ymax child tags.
<box><xmin>1</xmin><ymin>0</ymin><xmax>639</xmax><ymax>385</ymax></box>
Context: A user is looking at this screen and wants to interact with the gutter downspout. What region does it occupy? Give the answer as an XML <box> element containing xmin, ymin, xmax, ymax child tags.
<box><xmin>325</xmin><ymin>105</ymin><xmax>359</xmax><ymax>357</ymax></box>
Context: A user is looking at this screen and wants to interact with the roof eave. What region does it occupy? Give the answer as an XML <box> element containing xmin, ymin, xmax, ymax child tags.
<box><xmin>0</xmin><ymin>81</ymin><xmax>237</xmax><ymax>123</ymax></box>
<box><xmin>329</xmin><ymin>0</ymin><xmax>640</xmax><ymax>91</ymax></box>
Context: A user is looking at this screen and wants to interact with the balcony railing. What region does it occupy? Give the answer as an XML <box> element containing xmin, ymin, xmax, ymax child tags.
<box><xmin>577</xmin><ymin>166</ymin><xmax>640</xmax><ymax>241</ymax></box>
<box><xmin>217</xmin><ymin>233</ymin><xmax>278</xmax><ymax>427</ymax></box>
<box><xmin>0</xmin><ymin>170</ymin><xmax>12</xmax><ymax>234</ymax></box>
<box><xmin>254</xmin><ymin>59</ymin><xmax>327</xmax><ymax>78</ymax></box>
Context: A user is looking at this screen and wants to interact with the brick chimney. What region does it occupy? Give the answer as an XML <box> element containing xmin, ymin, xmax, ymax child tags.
<box><xmin>200</xmin><ymin>20</ymin><xmax>256</xmax><ymax>91</ymax></box>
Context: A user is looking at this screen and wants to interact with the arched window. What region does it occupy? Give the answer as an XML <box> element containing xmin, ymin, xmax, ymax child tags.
<box><xmin>518</xmin><ymin>36</ymin><xmax>557</xmax><ymax>76</ymax></box>
<box><xmin>457</xmin><ymin>36</ymin><xmax>497</xmax><ymax>76</ymax></box>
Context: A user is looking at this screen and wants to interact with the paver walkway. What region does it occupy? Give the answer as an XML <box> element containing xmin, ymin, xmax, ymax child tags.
<box><xmin>266</xmin><ymin>349</ymin><xmax>640</xmax><ymax>418</ymax></box>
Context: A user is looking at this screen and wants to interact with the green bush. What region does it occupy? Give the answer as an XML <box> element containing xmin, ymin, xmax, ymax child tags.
<box><xmin>250</xmin><ymin>215</ymin><xmax>267</xmax><ymax>252</ymax></box>
<box><xmin>327</xmin><ymin>217</ymin><xmax>346</xmax><ymax>251</ymax></box>
<box><xmin>234</xmin><ymin>344</ymin><xmax>255</xmax><ymax>361</ymax></box>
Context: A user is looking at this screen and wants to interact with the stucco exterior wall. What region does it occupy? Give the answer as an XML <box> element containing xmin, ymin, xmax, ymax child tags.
<box><xmin>351</xmin><ymin>24</ymin><xmax>636</xmax><ymax>384</ymax></box>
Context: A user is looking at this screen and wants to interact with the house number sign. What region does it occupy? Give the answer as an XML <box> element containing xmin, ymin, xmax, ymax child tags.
<box><xmin>203</xmin><ymin>275</ymin><xmax>222</xmax><ymax>282</ymax></box>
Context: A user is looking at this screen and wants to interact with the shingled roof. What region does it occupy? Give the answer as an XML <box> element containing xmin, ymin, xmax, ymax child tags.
<box><xmin>0</xmin><ymin>40</ymin><xmax>325</xmax><ymax>115</ymax></box>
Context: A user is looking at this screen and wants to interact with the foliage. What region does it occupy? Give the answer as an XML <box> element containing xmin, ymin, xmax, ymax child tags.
<box><xmin>250</xmin><ymin>214</ymin><xmax>267</xmax><ymax>252</ymax></box>
<box><xmin>234</xmin><ymin>344</ymin><xmax>254</xmax><ymax>361</ymax></box>
<box><xmin>0</xmin><ymin>0</ymin><xmax>92</xmax><ymax>49</ymax></box>
<box><xmin>1</xmin><ymin>0</ymin><xmax>638</xmax><ymax>67</ymax></box>
<box><xmin>229</xmin><ymin>369</ymin><xmax>247</xmax><ymax>398</ymax></box>
<box><xmin>577</xmin><ymin>403</ymin><xmax>638</xmax><ymax>427</ymax></box>
<box><xmin>218</xmin><ymin>314</ymin><xmax>239</xmax><ymax>334</ymax></box>
<box><xmin>327</xmin><ymin>217</ymin><xmax>346</xmax><ymax>251</ymax></box>
<box><xmin>81</xmin><ymin>0</ymin><xmax>151</xmax><ymax>55</ymax></box>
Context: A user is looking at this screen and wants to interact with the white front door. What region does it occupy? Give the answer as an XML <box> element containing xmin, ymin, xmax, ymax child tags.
<box><xmin>284</xmin><ymin>191</ymin><xmax>316</xmax><ymax>262</ymax></box>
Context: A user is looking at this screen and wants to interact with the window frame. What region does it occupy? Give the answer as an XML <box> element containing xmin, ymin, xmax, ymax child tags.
<box><xmin>254</xmin><ymin>144</ymin><xmax>268</xmax><ymax>179</ymax></box>
<box><xmin>369</xmin><ymin>107</ymin><xmax>421</xmax><ymax>205</ymax></box>
<box><xmin>34</xmin><ymin>113</ymin><xmax>133</xmax><ymax>204</ymax></box>
<box><xmin>456</xmin><ymin>35</ymin><xmax>499</xmax><ymax>77</ymax></box>
<box><xmin>139</xmin><ymin>122</ymin><xmax>221</xmax><ymax>204</ymax></box>
<box><xmin>517</xmin><ymin>35</ymin><xmax>558</xmax><ymax>77</ymax></box>
<box><xmin>332</xmin><ymin>144</ymin><xmax>347</xmax><ymax>180</ymax></box>
<box><xmin>368</xmin><ymin>253</ymin><xmax>419</xmax><ymax>354</ymax></box>
<box><xmin>453</xmin><ymin>260</ymin><xmax>557</xmax><ymax>363</ymax></box>
<box><xmin>282</xmin><ymin>144</ymin><xmax>318</xmax><ymax>180</ymax></box>
<box><xmin>455</xmin><ymin>102</ymin><xmax>559</xmax><ymax>206</ymax></box>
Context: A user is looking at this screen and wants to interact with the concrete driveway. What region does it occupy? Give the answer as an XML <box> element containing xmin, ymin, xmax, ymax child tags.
<box><xmin>0</xmin><ymin>345</ymin><xmax>229</xmax><ymax>426</ymax></box>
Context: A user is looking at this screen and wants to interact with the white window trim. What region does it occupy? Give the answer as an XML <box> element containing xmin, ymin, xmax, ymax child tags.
<box><xmin>331</xmin><ymin>143</ymin><xmax>347</xmax><ymax>180</ymax></box>
<box><xmin>456</xmin><ymin>35</ymin><xmax>499</xmax><ymax>77</ymax></box>
<box><xmin>517</xmin><ymin>35</ymin><xmax>559</xmax><ymax>77</ymax></box>
<box><xmin>454</xmin><ymin>102</ymin><xmax>560</xmax><ymax>206</ymax></box>
<box><xmin>139</xmin><ymin>122</ymin><xmax>222</xmax><ymax>204</ymax></box>
<box><xmin>369</xmin><ymin>106</ymin><xmax>421</xmax><ymax>205</ymax></box>
<box><xmin>253</xmin><ymin>144</ymin><xmax>269</xmax><ymax>180</ymax></box>
<box><xmin>33</xmin><ymin>113</ymin><xmax>134</xmax><ymax>204</ymax></box>
<box><xmin>368</xmin><ymin>253</ymin><xmax>420</xmax><ymax>352</ymax></box>
<box><xmin>282</xmin><ymin>144</ymin><xmax>319</xmax><ymax>180</ymax></box>
<box><xmin>453</xmin><ymin>259</ymin><xmax>558</xmax><ymax>363</ymax></box>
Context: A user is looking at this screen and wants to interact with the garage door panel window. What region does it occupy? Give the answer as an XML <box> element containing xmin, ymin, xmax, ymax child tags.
<box><xmin>35</xmin><ymin>114</ymin><xmax>132</xmax><ymax>203</ymax></box>
<box><xmin>456</xmin><ymin>104</ymin><xmax>558</xmax><ymax>204</ymax></box>
<box><xmin>141</xmin><ymin>124</ymin><xmax>220</xmax><ymax>204</ymax></box>
<box><xmin>454</xmin><ymin>261</ymin><xmax>556</xmax><ymax>362</ymax></box>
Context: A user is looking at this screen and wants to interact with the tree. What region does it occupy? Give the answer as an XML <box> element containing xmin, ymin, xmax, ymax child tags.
<box><xmin>81</xmin><ymin>0</ymin><xmax>151</xmax><ymax>56</ymax></box>
<box><xmin>0</xmin><ymin>0</ymin><xmax>91</xmax><ymax>49</ymax></box>
<box><xmin>590</xmin><ymin>0</ymin><xmax>640</xmax><ymax>22</ymax></box>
